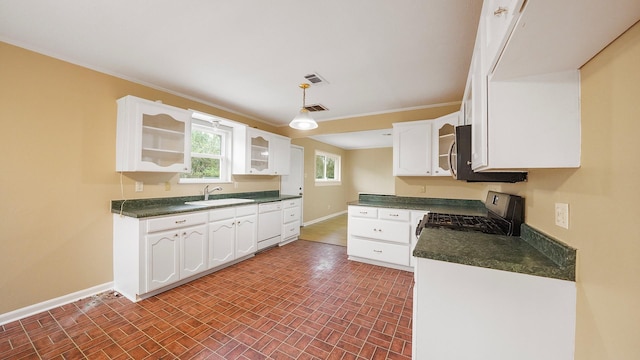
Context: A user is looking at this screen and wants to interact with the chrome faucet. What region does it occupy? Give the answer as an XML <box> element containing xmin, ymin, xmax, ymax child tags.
<box><xmin>203</xmin><ymin>185</ymin><xmax>223</xmax><ymax>200</ymax></box>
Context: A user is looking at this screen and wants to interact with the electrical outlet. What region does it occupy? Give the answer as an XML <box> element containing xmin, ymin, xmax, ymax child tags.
<box><xmin>135</xmin><ymin>181</ymin><xmax>143</xmax><ymax>192</ymax></box>
<box><xmin>555</xmin><ymin>203</ymin><xmax>569</xmax><ymax>229</ymax></box>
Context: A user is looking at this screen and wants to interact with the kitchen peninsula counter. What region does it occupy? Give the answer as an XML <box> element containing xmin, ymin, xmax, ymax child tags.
<box><xmin>349</xmin><ymin>193</ymin><xmax>575</xmax><ymax>281</ymax></box>
<box><xmin>111</xmin><ymin>191</ymin><xmax>300</xmax><ymax>218</ymax></box>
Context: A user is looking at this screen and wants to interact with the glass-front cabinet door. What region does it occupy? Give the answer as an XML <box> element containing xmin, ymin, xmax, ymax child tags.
<box><xmin>431</xmin><ymin>112</ymin><xmax>458</xmax><ymax>176</ymax></box>
<box><xmin>116</xmin><ymin>95</ymin><xmax>192</xmax><ymax>172</ymax></box>
<box><xmin>249</xmin><ymin>134</ymin><xmax>270</xmax><ymax>173</ymax></box>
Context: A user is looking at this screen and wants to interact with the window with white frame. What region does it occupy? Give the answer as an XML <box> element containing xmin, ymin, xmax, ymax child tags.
<box><xmin>179</xmin><ymin>118</ymin><xmax>232</xmax><ymax>183</ymax></box>
<box><xmin>315</xmin><ymin>150</ymin><xmax>341</xmax><ymax>185</ymax></box>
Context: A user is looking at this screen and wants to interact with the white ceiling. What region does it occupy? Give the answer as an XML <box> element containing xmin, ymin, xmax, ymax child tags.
<box><xmin>0</xmin><ymin>0</ymin><xmax>482</xmax><ymax>127</ymax></box>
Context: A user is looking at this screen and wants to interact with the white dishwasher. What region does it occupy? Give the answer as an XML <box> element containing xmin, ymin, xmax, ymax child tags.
<box><xmin>257</xmin><ymin>202</ymin><xmax>282</xmax><ymax>250</ymax></box>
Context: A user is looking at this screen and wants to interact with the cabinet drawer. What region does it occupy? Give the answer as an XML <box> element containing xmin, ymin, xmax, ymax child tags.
<box><xmin>208</xmin><ymin>208</ymin><xmax>236</xmax><ymax>222</ymax></box>
<box><xmin>349</xmin><ymin>218</ymin><xmax>410</xmax><ymax>244</ymax></box>
<box><xmin>283</xmin><ymin>207</ymin><xmax>300</xmax><ymax>224</ymax></box>
<box><xmin>283</xmin><ymin>221</ymin><xmax>300</xmax><ymax>239</ymax></box>
<box><xmin>348</xmin><ymin>238</ymin><xmax>409</xmax><ymax>266</ymax></box>
<box><xmin>348</xmin><ymin>206</ymin><xmax>378</xmax><ymax>219</ymax></box>
<box><xmin>236</xmin><ymin>204</ymin><xmax>258</xmax><ymax>217</ymax></box>
<box><xmin>147</xmin><ymin>212</ymin><xmax>208</xmax><ymax>233</ymax></box>
<box><xmin>282</xmin><ymin>198</ymin><xmax>301</xmax><ymax>209</ymax></box>
<box><xmin>379</xmin><ymin>208</ymin><xmax>410</xmax><ymax>222</ymax></box>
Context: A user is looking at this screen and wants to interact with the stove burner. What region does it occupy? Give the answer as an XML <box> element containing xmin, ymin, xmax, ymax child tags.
<box><xmin>420</xmin><ymin>213</ymin><xmax>512</xmax><ymax>236</ymax></box>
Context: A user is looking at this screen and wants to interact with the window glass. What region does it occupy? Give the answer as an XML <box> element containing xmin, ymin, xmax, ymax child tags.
<box><xmin>180</xmin><ymin>121</ymin><xmax>231</xmax><ymax>183</ymax></box>
<box><xmin>315</xmin><ymin>151</ymin><xmax>341</xmax><ymax>184</ymax></box>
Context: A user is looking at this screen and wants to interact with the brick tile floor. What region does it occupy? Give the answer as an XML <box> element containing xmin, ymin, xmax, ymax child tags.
<box><xmin>0</xmin><ymin>240</ymin><xmax>413</xmax><ymax>359</ymax></box>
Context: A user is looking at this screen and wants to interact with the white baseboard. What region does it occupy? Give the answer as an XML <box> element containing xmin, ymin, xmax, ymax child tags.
<box><xmin>303</xmin><ymin>210</ymin><xmax>347</xmax><ymax>227</ymax></box>
<box><xmin>0</xmin><ymin>282</ymin><xmax>113</xmax><ymax>326</ymax></box>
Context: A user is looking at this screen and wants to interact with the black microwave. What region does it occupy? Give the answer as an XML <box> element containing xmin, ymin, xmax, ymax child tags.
<box><xmin>449</xmin><ymin>125</ymin><xmax>527</xmax><ymax>183</ymax></box>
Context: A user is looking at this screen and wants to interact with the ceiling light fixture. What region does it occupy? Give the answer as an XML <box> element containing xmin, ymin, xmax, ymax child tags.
<box><xmin>289</xmin><ymin>83</ymin><xmax>318</xmax><ymax>130</ymax></box>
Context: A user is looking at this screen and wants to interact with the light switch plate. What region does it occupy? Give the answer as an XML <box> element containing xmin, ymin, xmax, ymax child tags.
<box><xmin>555</xmin><ymin>203</ymin><xmax>569</xmax><ymax>229</ymax></box>
<box><xmin>135</xmin><ymin>181</ymin><xmax>143</xmax><ymax>192</ymax></box>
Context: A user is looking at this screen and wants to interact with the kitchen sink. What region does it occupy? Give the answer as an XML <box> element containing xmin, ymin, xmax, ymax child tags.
<box><xmin>185</xmin><ymin>198</ymin><xmax>255</xmax><ymax>206</ymax></box>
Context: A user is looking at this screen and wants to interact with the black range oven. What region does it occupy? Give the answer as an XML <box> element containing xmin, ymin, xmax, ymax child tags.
<box><xmin>416</xmin><ymin>191</ymin><xmax>524</xmax><ymax>237</ymax></box>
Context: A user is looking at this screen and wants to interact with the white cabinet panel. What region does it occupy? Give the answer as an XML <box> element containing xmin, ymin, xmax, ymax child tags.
<box><xmin>145</xmin><ymin>231</ymin><xmax>180</xmax><ymax>292</ymax></box>
<box><xmin>208</xmin><ymin>218</ymin><xmax>236</xmax><ymax>268</ymax></box>
<box><xmin>180</xmin><ymin>224</ymin><xmax>207</xmax><ymax>278</ymax></box>
<box><xmin>348</xmin><ymin>238</ymin><xmax>409</xmax><ymax>267</ymax></box>
<box><xmin>392</xmin><ymin>120</ymin><xmax>432</xmax><ymax>176</ymax></box>
<box><xmin>392</xmin><ymin>113</ymin><xmax>457</xmax><ymax>177</ymax></box>
<box><xmin>236</xmin><ymin>214</ymin><xmax>258</xmax><ymax>257</ymax></box>
<box><xmin>414</xmin><ymin>258</ymin><xmax>576</xmax><ymax>359</ymax></box>
<box><xmin>116</xmin><ymin>95</ymin><xmax>192</xmax><ymax>173</ymax></box>
<box><xmin>233</xmin><ymin>127</ymin><xmax>291</xmax><ymax>175</ymax></box>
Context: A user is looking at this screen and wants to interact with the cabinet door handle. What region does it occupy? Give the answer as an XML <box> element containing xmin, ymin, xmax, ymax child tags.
<box><xmin>174</xmin><ymin>233</ymin><xmax>179</xmax><ymax>237</ymax></box>
<box><xmin>494</xmin><ymin>7</ymin><xmax>507</xmax><ymax>16</ymax></box>
<box><xmin>175</xmin><ymin>220</ymin><xmax>187</xmax><ymax>224</ymax></box>
<box><xmin>182</xmin><ymin>232</ymin><xmax>187</xmax><ymax>236</ymax></box>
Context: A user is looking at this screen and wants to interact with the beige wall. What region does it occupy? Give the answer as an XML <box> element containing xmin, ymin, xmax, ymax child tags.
<box><xmin>0</xmin><ymin>42</ymin><xmax>280</xmax><ymax>314</ymax></box>
<box><xmin>344</xmin><ymin>147</ymin><xmax>395</xmax><ymax>201</ymax></box>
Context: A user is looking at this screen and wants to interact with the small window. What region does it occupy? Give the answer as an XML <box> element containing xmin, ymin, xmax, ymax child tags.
<box><xmin>180</xmin><ymin>119</ymin><xmax>231</xmax><ymax>183</ymax></box>
<box><xmin>315</xmin><ymin>151</ymin><xmax>341</xmax><ymax>185</ymax></box>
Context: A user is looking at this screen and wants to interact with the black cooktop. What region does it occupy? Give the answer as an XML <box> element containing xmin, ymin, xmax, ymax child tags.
<box><xmin>416</xmin><ymin>191</ymin><xmax>524</xmax><ymax>237</ymax></box>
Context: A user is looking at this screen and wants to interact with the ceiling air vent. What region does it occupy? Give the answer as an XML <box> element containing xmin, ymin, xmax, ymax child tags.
<box><xmin>304</xmin><ymin>104</ymin><xmax>329</xmax><ymax>112</ymax></box>
<box><xmin>304</xmin><ymin>72</ymin><xmax>328</xmax><ymax>85</ymax></box>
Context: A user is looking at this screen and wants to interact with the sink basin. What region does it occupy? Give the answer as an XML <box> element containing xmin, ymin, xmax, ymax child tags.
<box><xmin>185</xmin><ymin>198</ymin><xmax>255</xmax><ymax>206</ymax></box>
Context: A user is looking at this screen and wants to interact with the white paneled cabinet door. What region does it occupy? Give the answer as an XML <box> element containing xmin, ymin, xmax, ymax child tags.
<box><xmin>270</xmin><ymin>136</ymin><xmax>291</xmax><ymax>175</ymax></box>
<box><xmin>208</xmin><ymin>218</ymin><xmax>236</xmax><ymax>268</ymax></box>
<box><xmin>392</xmin><ymin>121</ymin><xmax>432</xmax><ymax>176</ymax></box>
<box><xmin>236</xmin><ymin>214</ymin><xmax>258</xmax><ymax>258</ymax></box>
<box><xmin>145</xmin><ymin>231</ymin><xmax>180</xmax><ymax>292</ymax></box>
<box><xmin>180</xmin><ymin>224</ymin><xmax>207</xmax><ymax>278</ymax></box>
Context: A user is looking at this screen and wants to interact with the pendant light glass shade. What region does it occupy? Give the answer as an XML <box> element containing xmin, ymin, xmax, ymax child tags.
<box><xmin>289</xmin><ymin>83</ymin><xmax>318</xmax><ymax>130</ymax></box>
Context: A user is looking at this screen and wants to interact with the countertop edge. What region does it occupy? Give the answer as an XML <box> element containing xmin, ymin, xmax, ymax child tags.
<box><xmin>111</xmin><ymin>192</ymin><xmax>301</xmax><ymax>218</ymax></box>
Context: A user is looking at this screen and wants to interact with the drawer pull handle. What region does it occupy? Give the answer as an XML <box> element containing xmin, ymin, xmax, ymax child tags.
<box><xmin>175</xmin><ymin>220</ymin><xmax>187</xmax><ymax>224</ymax></box>
<box><xmin>373</xmin><ymin>249</ymin><xmax>383</xmax><ymax>253</ymax></box>
<box><xmin>494</xmin><ymin>6</ymin><xmax>507</xmax><ymax>16</ymax></box>
<box><xmin>390</xmin><ymin>214</ymin><xmax>399</xmax><ymax>217</ymax></box>
<box><xmin>360</xmin><ymin>211</ymin><xmax>368</xmax><ymax>214</ymax></box>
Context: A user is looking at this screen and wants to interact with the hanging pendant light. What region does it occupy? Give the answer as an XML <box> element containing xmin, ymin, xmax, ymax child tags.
<box><xmin>289</xmin><ymin>83</ymin><xmax>318</xmax><ymax>130</ymax></box>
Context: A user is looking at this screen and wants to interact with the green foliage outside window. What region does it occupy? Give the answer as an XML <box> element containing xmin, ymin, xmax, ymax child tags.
<box><xmin>316</xmin><ymin>153</ymin><xmax>338</xmax><ymax>181</ymax></box>
<box><xmin>181</xmin><ymin>128</ymin><xmax>223</xmax><ymax>179</ymax></box>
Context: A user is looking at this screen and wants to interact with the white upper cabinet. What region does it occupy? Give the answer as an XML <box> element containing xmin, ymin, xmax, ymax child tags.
<box><xmin>393</xmin><ymin>120</ymin><xmax>432</xmax><ymax>176</ymax></box>
<box><xmin>116</xmin><ymin>95</ymin><xmax>193</xmax><ymax>172</ymax></box>
<box><xmin>393</xmin><ymin>112</ymin><xmax>458</xmax><ymax>176</ymax></box>
<box><xmin>465</xmin><ymin>0</ymin><xmax>640</xmax><ymax>171</ymax></box>
<box><xmin>233</xmin><ymin>127</ymin><xmax>291</xmax><ymax>175</ymax></box>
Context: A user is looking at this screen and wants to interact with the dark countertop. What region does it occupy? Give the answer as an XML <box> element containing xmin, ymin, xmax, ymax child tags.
<box><xmin>111</xmin><ymin>191</ymin><xmax>300</xmax><ymax>218</ymax></box>
<box><xmin>348</xmin><ymin>194</ymin><xmax>488</xmax><ymax>216</ymax></box>
<box><xmin>414</xmin><ymin>226</ymin><xmax>576</xmax><ymax>281</ymax></box>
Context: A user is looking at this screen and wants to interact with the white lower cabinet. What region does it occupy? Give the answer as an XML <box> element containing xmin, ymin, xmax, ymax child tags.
<box><xmin>413</xmin><ymin>258</ymin><xmax>576</xmax><ymax>360</ymax></box>
<box><xmin>347</xmin><ymin>206</ymin><xmax>411</xmax><ymax>269</ymax></box>
<box><xmin>113</xmin><ymin>205</ymin><xmax>257</xmax><ymax>302</ymax></box>
<box><xmin>281</xmin><ymin>198</ymin><xmax>301</xmax><ymax>245</ymax></box>
<box><xmin>145</xmin><ymin>223</ymin><xmax>207</xmax><ymax>293</ymax></box>
<box><xmin>208</xmin><ymin>205</ymin><xmax>257</xmax><ymax>268</ymax></box>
